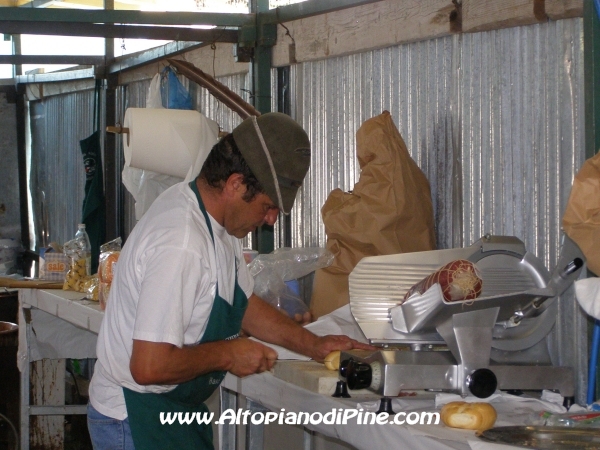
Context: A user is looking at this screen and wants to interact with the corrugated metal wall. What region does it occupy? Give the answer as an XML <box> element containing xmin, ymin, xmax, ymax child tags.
<box><xmin>29</xmin><ymin>88</ymin><xmax>102</xmax><ymax>248</ymax></box>
<box><xmin>26</xmin><ymin>17</ymin><xmax>588</xmax><ymax>402</ymax></box>
<box><xmin>290</xmin><ymin>18</ymin><xmax>587</xmax><ymax>402</ymax></box>
<box><xmin>291</xmin><ymin>20</ymin><xmax>584</xmax><ymax>258</ymax></box>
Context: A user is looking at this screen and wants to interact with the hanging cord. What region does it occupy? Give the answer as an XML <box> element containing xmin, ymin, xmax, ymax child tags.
<box><xmin>211</xmin><ymin>42</ymin><xmax>217</xmax><ymax>78</ymax></box>
<box><xmin>211</xmin><ymin>43</ymin><xmax>220</xmax><ymax>115</ymax></box>
<box><xmin>0</xmin><ymin>411</ymin><xmax>19</xmax><ymax>450</ymax></box>
<box><xmin>276</xmin><ymin>7</ymin><xmax>296</xmax><ymax>64</ymax></box>
<box><xmin>277</xmin><ymin>8</ymin><xmax>295</xmax><ymax>48</ymax></box>
<box><xmin>588</xmin><ymin>319</ymin><xmax>600</xmax><ymax>405</ymax></box>
<box><xmin>110</xmin><ymin>38</ymin><xmax>127</xmax><ymax>131</ymax></box>
<box><xmin>93</xmin><ymin>78</ymin><xmax>101</xmax><ymax>133</ymax></box>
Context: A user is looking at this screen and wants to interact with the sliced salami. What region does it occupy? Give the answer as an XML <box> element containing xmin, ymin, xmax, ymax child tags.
<box><xmin>404</xmin><ymin>259</ymin><xmax>483</xmax><ymax>302</ymax></box>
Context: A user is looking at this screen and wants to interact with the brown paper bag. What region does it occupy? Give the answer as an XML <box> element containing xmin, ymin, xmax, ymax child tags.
<box><xmin>562</xmin><ymin>152</ymin><xmax>600</xmax><ymax>275</ymax></box>
<box><xmin>310</xmin><ymin>111</ymin><xmax>436</xmax><ymax>318</ymax></box>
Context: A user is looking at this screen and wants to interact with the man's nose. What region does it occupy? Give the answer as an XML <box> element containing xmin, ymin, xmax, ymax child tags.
<box><xmin>264</xmin><ymin>209</ymin><xmax>278</xmax><ymax>226</ymax></box>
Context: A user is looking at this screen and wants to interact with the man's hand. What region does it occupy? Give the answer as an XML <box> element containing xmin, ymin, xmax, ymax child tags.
<box><xmin>308</xmin><ymin>335</ymin><xmax>376</xmax><ymax>363</ymax></box>
<box><xmin>225</xmin><ymin>338</ymin><xmax>278</xmax><ymax>377</ymax></box>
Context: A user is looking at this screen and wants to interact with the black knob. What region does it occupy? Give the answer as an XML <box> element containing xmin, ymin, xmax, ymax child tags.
<box><xmin>346</xmin><ymin>360</ymin><xmax>372</xmax><ymax>390</ymax></box>
<box><xmin>332</xmin><ymin>381</ymin><xmax>351</xmax><ymax>398</ymax></box>
<box><xmin>467</xmin><ymin>368</ymin><xmax>497</xmax><ymax>398</ymax></box>
<box><xmin>339</xmin><ymin>358</ymin><xmax>350</xmax><ymax>379</ymax></box>
<box><xmin>376</xmin><ymin>397</ymin><xmax>395</xmax><ymax>414</ymax></box>
<box><xmin>563</xmin><ymin>396</ymin><xmax>575</xmax><ymax>410</ymax></box>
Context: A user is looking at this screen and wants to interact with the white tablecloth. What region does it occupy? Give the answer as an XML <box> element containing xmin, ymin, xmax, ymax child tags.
<box><xmin>17</xmin><ymin>289</ymin><xmax>102</xmax><ymax>371</ymax></box>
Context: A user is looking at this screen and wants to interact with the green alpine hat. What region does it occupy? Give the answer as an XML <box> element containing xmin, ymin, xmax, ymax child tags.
<box><xmin>233</xmin><ymin>113</ymin><xmax>311</xmax><ymax>214</ymax></box>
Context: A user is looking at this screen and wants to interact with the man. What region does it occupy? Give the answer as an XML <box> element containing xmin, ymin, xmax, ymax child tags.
<box><xmin>88</xmin><ymin>113</ymin><xmax>372</xmax><ymax>449</ymax></box>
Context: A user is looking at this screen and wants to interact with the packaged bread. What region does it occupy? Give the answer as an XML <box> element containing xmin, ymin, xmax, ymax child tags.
<box><xmin>440</xmin><ymin>401</ymin><xmax>497</xmax><ymax>431</ymax></box>
<box><xmin>99</xmin><ymin>281</ymin><xmax>111</xmax><ymax>310</ymax></box>
<box><xmin>99</xmin><ymin>251</ymin><xmax>119</xmax><ymax>283</ymax></box>
<box><xmin>98</xmin><ymin>237</ymin><xmax>122</xmax><ymax>310</ymax></box>
<box><xmin>80</xmin><ymin>275</ymin><xmax>99</xmax><ymax>301</ymax></box>
<box><xmin>63</xmin><ymin>258</ymin><xmax>88</xmax><ymax>291</ymax></box>
<box><xmin>98</xmin><ymin>253</ymin><xmax>119</xmax><ymax>310</ymax></box>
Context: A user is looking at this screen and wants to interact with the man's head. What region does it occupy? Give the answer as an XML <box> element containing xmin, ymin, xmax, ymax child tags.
<box><xmin>233</xmin><ymin>113</ymin><xmax>311</xmax><ymax>214</ymax></box>
<box><xmin>200</xmin><ymin>113</ymin><xmax>311</xmax><ymax>215</ymax></box>
<box><xmin>199</xmin><ymin>133</ymin><xmax>263</xmax><ymax>202</ymax></box>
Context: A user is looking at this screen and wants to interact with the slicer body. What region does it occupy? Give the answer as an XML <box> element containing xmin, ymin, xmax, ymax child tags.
<box><xmin>341</xmin><ymin>235</ymin><xmax>584</xmax><ymax>400</ymax></box>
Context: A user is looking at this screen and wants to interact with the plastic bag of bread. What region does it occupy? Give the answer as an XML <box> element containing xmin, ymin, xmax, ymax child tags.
<box><xmin>404</xmin><ymin>259</ymin><xmax>483</xmax><ymax>302</ymax></box>
<box><xmin>62</xmin><ymin>236</ymin><xmax>92</xmax><ymax>291</ymax></box>
<box><xmin>441</xmin><ymin>401</ymin><xmax>497</xmax><ymax>431</ymax></box>
<box><xmin>63</xmin><ymin>257</ymin><xmax>88</xmax><ymax>291</ymax></box>
<box><xmin>98</xmin><ymin>282</ymin><xmax>111</xmax><ymax>310</ymax></box>
<box><xmin>98</xmin><ymin>237</ymin><xmax>122</xmax><ymax>310</ymax></box>
<box><xmin>99</xmin><ymin>251</ymin><xmax>119</xmax><ymax>284</ymax></box>
<box><xmin>80</xmin><ymin>275</ymin><xmax>99</xmax><ymax>301</ymax></box>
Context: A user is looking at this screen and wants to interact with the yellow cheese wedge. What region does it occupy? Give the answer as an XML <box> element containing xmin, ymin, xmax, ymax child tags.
<box><xmin>324</xmin><ymin>350</ymin><xmax>341</xmax><ymax>371</ymax></box>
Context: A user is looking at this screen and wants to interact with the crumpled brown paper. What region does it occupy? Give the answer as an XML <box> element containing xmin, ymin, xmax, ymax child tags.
<box><xmin>310</xmin><ymin>111</ymin><xmax>436</xmax><ymax>318</ymax></box>
<box><xmin>562</xmin><ymin>152</ymin><xmax>600</xmax><ymax>276</ymax></box>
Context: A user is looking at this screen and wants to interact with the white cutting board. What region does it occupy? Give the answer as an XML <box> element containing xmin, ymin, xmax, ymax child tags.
<box><xmin>272</xmin><ymin>361</ymin><xmax>373</xmax><ymax>397</ymax></box>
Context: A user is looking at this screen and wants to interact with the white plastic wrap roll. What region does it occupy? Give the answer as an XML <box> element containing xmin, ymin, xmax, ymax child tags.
<box><xmin>123</xmin><ymin>108</ymin><xmax>218</xmax><ymax>180</ymax></box>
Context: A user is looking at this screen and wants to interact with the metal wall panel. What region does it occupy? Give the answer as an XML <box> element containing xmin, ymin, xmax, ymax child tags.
<box><xmin>29</xmin><ymin>89</ymin><xmax>102</xmax><ymax>249</ymax></box>
<box><xmin>460</xmin><ymin>20</ymin><xmax>584</xmax><ymax>269</ymax></box>
<box><xmin>290</xmin><ymin>19</ymin><xmax>587</xmax><ymax>402</ymax></box>
<box><xmin>291</xmin><ymin>38</ymin><xmax>457</xmax><ymax>249</ymax></box>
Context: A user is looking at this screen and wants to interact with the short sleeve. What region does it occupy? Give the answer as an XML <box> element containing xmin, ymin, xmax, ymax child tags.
<box><xmin>132</xmin><ymin>245</ymin><xmax>212</xmax><ymax>347</ymax></box>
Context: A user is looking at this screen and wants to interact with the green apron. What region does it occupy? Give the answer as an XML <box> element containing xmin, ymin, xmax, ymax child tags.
<box><xmin>123</xmin><ymin>181</ymin><xmax>248</xmax><ymax>450</ymax></box>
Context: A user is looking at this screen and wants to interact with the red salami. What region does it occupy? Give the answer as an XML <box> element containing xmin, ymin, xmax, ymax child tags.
<box><xmin>404</xmin><ymin>259</ymin><xmax>483</xmax><ymax>302</ymax></box>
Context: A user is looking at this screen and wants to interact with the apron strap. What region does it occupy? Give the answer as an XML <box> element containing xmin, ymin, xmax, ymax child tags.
<box><xmin>188</xmin><ymin>180</ymin><xmax>222</xmax><ymax>299</ymax></box>
<box><xmin>189</xmin><ymin>181</ymin><xmax>215</xmax><ymax>242</ymax></box>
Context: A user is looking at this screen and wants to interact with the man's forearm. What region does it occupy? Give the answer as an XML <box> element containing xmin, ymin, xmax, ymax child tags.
<box><xmin>241</xmin><ymin>295</ymin><xmax>320</xmax><ymax>359</ymax></box>
<box><xmin>130</xmin><ymin>339</ymin><xmax>233</xmax><ymax>385</ymax></box>
<box><xmin>130</xmin><ymin>335</ymin><xmax>278</xmax><ymax>386</ymax></box>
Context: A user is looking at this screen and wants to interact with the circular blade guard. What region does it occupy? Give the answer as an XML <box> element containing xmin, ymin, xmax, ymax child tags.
<box><xmin>348</xmin><ymin>236</ymin><xmax>556</xmax><ymax>353</ymax></box>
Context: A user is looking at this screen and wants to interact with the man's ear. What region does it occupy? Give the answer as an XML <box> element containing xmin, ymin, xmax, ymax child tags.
<box><xmin>224</xmin><ymin>173</ymin><xmax>245</xmax><ymax>197</ymax></box>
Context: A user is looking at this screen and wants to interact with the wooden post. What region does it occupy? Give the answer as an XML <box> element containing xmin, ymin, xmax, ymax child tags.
<box><xmin>29</xmin><ymin>359</ymin><xmax>66</xmax><ymax>449</ymax></box>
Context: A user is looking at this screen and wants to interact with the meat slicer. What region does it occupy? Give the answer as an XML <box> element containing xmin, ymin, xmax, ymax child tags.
<box><xmin>339</xmin><ymin>235</ymin><xmax>585</xmax><ymax>405</ymax></box>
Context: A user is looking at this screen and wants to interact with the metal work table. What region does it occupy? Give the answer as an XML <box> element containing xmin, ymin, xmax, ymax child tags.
<box><xmin>18</xmin><ymin>288</ymin><xmax>100</xmax><ymax>450</ymax></box>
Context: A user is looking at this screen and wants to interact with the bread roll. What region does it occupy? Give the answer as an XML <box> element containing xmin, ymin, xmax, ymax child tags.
<box><xmin>324</xmin><ymin>350</ymin><xmax>341</xmax><ymax>371</ymax></box>
<box><xmin>440</xmin><ymin>401</ymin><xmax>497</xmax><ymax>431</ymax></box>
